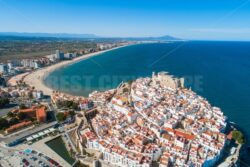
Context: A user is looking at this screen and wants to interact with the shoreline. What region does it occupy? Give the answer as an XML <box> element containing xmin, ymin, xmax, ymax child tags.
<box><xmin>23</xmin><ymin>45</ymin><xmax>130</xmax><ymax>96</ymax></box>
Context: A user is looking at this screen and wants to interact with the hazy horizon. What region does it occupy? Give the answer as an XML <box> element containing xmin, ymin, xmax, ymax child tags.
<box><xmin>2</xmin><ymin>32</ymin><xmax>250</xmax><ymax>41</ymax></box>
<box><xmin>1</xmin><ymin>0</ymin><xmax>250</xmax><ymax>41</ymax></box>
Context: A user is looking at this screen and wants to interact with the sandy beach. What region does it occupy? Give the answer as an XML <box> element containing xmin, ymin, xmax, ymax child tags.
<box><xmin>23</xmin><ymin>45</ymin><xmax>128</xmax><ymax>96</ymax></box>
<box><xmin>8</xmin><ymin>72</ymin><xmax>30</xmax><ymax>86</ymax></box>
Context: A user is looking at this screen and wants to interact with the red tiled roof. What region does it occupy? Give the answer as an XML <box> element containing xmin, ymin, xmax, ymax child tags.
<box><xmin>5</xmin><ymin>121</ymin><xmax>32</xmax><ymax>133</ymax></box>
<box><xmin>36</xmin><ymin>106</ymin><xmax>46</xmax><ymax>122</ymax></box>
<box><xmin>162</xmin><ymin>127</ymin><xmax>196</xmax><ymax>140</ymax></box>
<box><xmin>175</xmin><ymin>129</ymin><xmax>195</xmax><ymax>140</ymax></box>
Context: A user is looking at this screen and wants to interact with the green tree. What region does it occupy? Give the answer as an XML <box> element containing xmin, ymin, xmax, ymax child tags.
<box><xmin>19</xmin><ymin>103</ymin><xmax>27</xmax><ymax>109</ymax></box>
<box><xmin>27</xmin><ymin>117</ymin><xmax>36</xmax><ymax>122</ymax></box>
<box><xmin>17</xmin><ymin>112</ymin><xmax>26</xmax><ymax>120</ymax></box>
<box><xmin>232</xmin><ymin>130</ymin><xmax>245</xmax><ymax>144</ymax></box>
<box><xmin>123</xmin><ymin>88</ymin><xmax>129</xmax><ymax>93</ymax></box>
<box><xmin>127</xmin><ymin>80</ymin><xmax>134</xmax><ymax>85</ymax></box>
<box><xmin>72</xmin><ymin>102</ymin><xmax>79</xmax><ymax>110</ymax></box>
<box><xmin>0</xmin><ymin>98</ymin><xmax>9</xmax><ymax>108</ymax></box>
<box><xmin>65</xmin><ymin>100</ymin><xmax>73</xmax><ymax>108</ymax></box>
<box><xmin>69</xmin><ymin>110</ymin><xmax>76</xmax><ymax>117</ymax></box>
<box><xmin>8</xmin><ymin>117</ymin><xmax>19</xmax><ymax>126</ymax></box>
<box><xmin>7</xmin><ymin>111</ymin><xmax>15</xmax><ymax>118</ymax></box>
<box><xmin>0</xmin><ymin>117</ymin><xmax>9</xmax><ymax>130</ymax></box>
<box><xmin>56</xmin><ymin>112</ymin><xmax>66</xmax><ymax>122</ymax></box>
<box><xmin>28</xmin><ymin>92</ymin><xmax>33</xmax><ymax>99</ymax></box>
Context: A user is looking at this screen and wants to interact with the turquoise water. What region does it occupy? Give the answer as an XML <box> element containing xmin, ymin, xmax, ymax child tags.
<box><xmin>45</xmin><ymin>41</ymin><xmax>250</xmax><ymax>164</ymax></box>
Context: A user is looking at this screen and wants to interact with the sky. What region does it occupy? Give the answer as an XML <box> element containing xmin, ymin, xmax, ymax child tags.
<box><xmin>0</xmin><ymin>0</ymin><xmax>250</xmax><ymax>40</ymax></box>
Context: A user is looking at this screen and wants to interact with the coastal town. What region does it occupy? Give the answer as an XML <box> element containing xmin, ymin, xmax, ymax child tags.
<box><xmin>0</xmin><ymin>43</ymin><xmax>244</xmax><ymax>167</ymax></box>
<box><xmin>78</xmin><ymin>72</ymin><xmax>240</xmax><ymax>167</ymax></box>
<box><xmin>1</xmin><ymin>0</ymin><xmax>250</xmax><ymax>166</ymax></box>
<box><xmin>0</xmin><ymin>42</ymin><xmax>133</xmax><ymax>167</ymax></box>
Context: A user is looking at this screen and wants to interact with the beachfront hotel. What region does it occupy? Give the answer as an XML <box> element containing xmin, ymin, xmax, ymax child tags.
<box><xmin>78</xmin><ymin>72</ymin><xmax>228</xmax><ymax>167</ymax></box>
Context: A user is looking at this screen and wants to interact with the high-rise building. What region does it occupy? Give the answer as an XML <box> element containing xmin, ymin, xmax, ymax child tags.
<box><xmin>8</xmin><ymin>60</ymin><xmax>21</xmax><ymax>67</ymax></box>
<box><xmin>0</xmin><ymin>64</ymin><xmax>8</xmax><ymax>74</ymax></box>
<box><xmin>20</xmin><ymin>59</ymin><xmax>41</xmax><ymax>69</ymax></box>
<box><xmin>64</xmin><ymin>53</ymin><xmax>73</xmax><ymax>59</ymax></box>
<box><xmin>55</xmin><ymin>50</ymin><xmax>64</xmax><ymax>60</ymax></box>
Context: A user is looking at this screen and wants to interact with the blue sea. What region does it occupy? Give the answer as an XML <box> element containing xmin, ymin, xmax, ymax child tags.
<box><xmin>44</xmin><ymin>41</ymin><xmax>250</xmax><ymax>165</ymax></box>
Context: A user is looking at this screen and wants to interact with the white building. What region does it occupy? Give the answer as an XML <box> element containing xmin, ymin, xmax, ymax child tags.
<box><xmin>55</xmin><ymin>50</ymin><xmax>64</xmax><ymax>60</ymax></box>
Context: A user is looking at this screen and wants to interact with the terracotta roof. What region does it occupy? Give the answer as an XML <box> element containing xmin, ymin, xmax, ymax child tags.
<box><xmin>175</xmin><ymin>129</ymin><xmax>195</xmax><ymax>140</ymax></box>
<box><xmin>19</xmin><ymin>107</ymin><xmax>36</xmax><ymax>113</ymax></box>
<box><xmin>36</xmin><ymin>106</ymin><xmax>46</xmax><ymax>120</ymax></box>
<box><xmin>5</xmin><ymin>121</ymin><xmax>32</xmax><ymax>132</ymax></box>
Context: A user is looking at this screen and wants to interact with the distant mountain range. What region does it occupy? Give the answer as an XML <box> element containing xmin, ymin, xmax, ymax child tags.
<box><xmin>0</xmin><ymin>32</ymin><xmax>99</xmax><ymax>38</ymax></box>
<box><xmin>124</xmin><ymin>35</ymin><xmax>181</xmax><ymax>41</ymax></box>
<box><xmin>0</xmin><ymin>32</ymin><xmax>181</xmax><ymax>41</ymax></box>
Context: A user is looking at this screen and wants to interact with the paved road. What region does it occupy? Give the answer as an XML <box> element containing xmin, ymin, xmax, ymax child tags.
<box><xmin>0</xmin><ymin>103</ymin><xmax>18</xmax><ymax>117</ymax></box>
